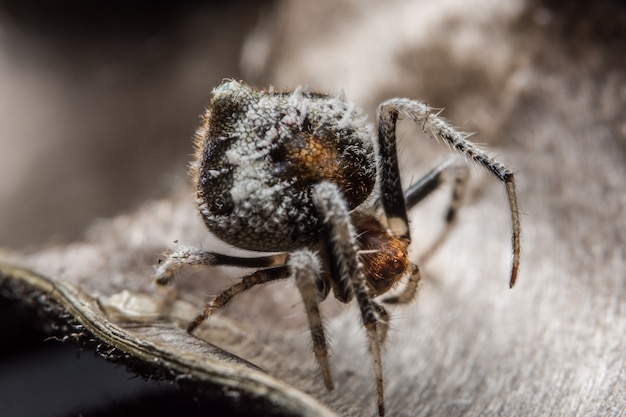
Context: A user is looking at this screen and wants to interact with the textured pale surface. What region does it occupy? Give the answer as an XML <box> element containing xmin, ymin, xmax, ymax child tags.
<box><xmin>1</xmin><ymin>1</ymin><xmax>625</xmax><ymax>416</ymax></box>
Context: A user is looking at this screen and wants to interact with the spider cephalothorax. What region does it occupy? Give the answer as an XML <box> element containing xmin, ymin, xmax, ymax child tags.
<box><xmin>156</xmin><ymin>80</ymin><xmax>521</xmax><ymax>417</ymax></box>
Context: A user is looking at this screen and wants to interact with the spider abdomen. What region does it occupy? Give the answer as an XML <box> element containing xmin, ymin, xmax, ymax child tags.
<box><xmin>193</xmin><ymin>80</ymin><xmax>378</xmax><ymax>252</ymax></box>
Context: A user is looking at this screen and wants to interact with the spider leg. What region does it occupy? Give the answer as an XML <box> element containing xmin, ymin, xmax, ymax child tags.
<box><xmin>416</xmin><ymin>159</ymin><xmax>469</xmax><ymax>265</ymax></box>
<box><xmin>377</xmin><ymin>107</ymin><xmax>410</xmax><ymax>242</ymax></box>
<box><xmin>187</xmin><ymin>265</ymin><xmax>291</xmax><ymax>333</ymax></box>
<box><xmin>383</xmin><ymin>264</ymin><xmax>421</xmax><ymax>305</ymax></box>
<box><xmin>372</xmin><ymin>301</ymin><xmax>390</xmax><ymax>345</ymax></box>
<box><xmin>289</xmin><ymin>250</ymin><xmax>334</xmax><ymax>390</ymax></box>
<box><xmin>383</xmin><ymin>158</ymin><xmax>470</xmax><ymax>305</ymax></box>
<box><xmin>155</xmin><ymin>245</ymin><xmax>286</xmax><ymax>285</ymax></box>
<box><xmin>404</xmin><ymin>157</ymin><xmax>468</xmax><ymax>213</ymax></box>
<box><xmin>379</xmin><ymin>99</ymin><xmax>521</xmax><ymax>287</ymax></box>
<box><xmin>312</xmin><ymin>181</ymin><xmax>385</xmax><ymax>417</ymax></box>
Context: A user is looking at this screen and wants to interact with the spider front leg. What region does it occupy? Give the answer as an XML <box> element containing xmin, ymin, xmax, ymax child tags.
<box><xmin>377</xmin><ymin>104</ymin><xmax>470</xmax><ymax>304</ymax></box>
<box><xmin>379</xmin><ymin>99</ymin><xmax>521</xmax><ymax>287</ymax></box>
<box><xmin>312</xmin><ymin>181</ymin><xmax>386</xmax><ymax>417</ymax></box>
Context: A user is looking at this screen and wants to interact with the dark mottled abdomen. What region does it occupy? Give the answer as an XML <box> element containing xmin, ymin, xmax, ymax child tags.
<box><xmin>193</xmin><ymin>80</ymin><xmax>377</xmax><ymax>252</ymax></box>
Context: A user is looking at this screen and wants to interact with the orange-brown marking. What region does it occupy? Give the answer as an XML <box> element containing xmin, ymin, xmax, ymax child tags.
<box><xmin>286</xmin><ymin>131</ymin><xmax>341</xmax><ymax>182</ymax></box>
<box><xmin>354</xmin><ymin>215</ymin><xmax>410</xmax><ymax>296</ymax></box>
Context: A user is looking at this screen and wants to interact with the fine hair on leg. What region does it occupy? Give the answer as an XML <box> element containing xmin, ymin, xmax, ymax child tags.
<box><xmin>187</xmin><ymin>265</ymin><xmax>291</xmax><ymax>333</ymax></box>
<box><xmin>289</xmin><ymin>250</ymin><xmax>334</xmax><ymax>390</ymax></box>
<box><xmin>312</xmin><ymin>181</ymin><xmax>386</xmax><ymax>417</ymax></box>
<box><xmin>156</xmin><ymin>245</ymin><xmax>286</xmax><ymax>285</ymax></box>
<box><xmin>379</xmin><ymin>99</ymin><xmax>521</xmax><ymax>287</ymax></box>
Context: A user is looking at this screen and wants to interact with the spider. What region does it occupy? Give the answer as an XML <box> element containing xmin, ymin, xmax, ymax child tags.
<box><xmin>156</xmin><ymin>80</ymin><xmax>521</xmax><ymax>417</ymax></box>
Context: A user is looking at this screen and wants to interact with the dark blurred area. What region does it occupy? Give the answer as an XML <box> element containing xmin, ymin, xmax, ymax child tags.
<box><xmin>0</xmin><ymin>0</ymin><xmax>272</xmax><ymax>250</ymax></box>
<box><xmin>0</xmin><ymin>2</ymin><xmax>272</xmax><ymax>416</ymax></box>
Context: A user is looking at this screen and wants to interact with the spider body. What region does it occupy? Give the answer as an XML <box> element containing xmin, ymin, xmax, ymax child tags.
<box><xmin>157</xmin><ymin>80</ymin><xmax>521</xmax><ymax>417</ymax></box>
<box><xmin>194</xmin><ymin>81</ymin><xmax>377</xmax><ymax>252</ymax></box>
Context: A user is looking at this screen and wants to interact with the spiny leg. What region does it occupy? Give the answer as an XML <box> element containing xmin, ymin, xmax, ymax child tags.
<box><xmin>289</xmin><ymin>250</ymin><xmax>334</xmax><ymax>390</ymax></box>
<box><xmin>379</xmin><ymin>99</ymin><xmax>521</xmax><ymax>287</ymax></box>
<box><xmin>187</xmin><ymin>265</ymin><xmax>291</xmax><ymax>333</ymax></box>
<box><xmin>155</xmin><ymin>245</ymin><xmax>286</xmax><ymax>285</ymax></box>
<box><xmin>312</xmin><ymin>181</ymin><xmax>386</xmax><ymax>417</ymax></box>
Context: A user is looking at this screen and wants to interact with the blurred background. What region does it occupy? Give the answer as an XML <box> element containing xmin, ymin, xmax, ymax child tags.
<box><xmin>0</xmin><ymin>0</ymin><xmax>276</xmax><ymax>250</ymax></box>
<box><xmin>0</xmin><ymin>1</ymin><xmax>624</xmax><ymax>416</ymax></box>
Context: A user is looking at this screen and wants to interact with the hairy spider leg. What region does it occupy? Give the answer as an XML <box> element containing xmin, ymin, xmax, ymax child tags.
<box><xmin>377</xmin><ymin>109</ymin><xmax>411</xmax><ymax>241</ymax></box>
<box><xmin>377</xmin><ymin>104</ymin><xmax>470</xmax><ymax>304</ymax></box>
<box><xmin>383</xmin><ymin>158</ymin><xmax>469</xmax><ymax>305</ymax></box>
<box><xmin>379</xmin><ymin>99</ymin><xmax>521</xmax><ymax>287</ymax></box>
<box><xmin>372</xmin><ymin>301</ymin><xmax>390</xmax><ymax>345</ymax></box>
<box><xmin>312</xmin><ymin>181</ymin><xmax>386</xmax><ymax>417</ymax></box>
<box><xmin>414</xmin><ymin>159</ymin><xmax>469</xmax><ymax>265</ymax></box>
<box><xmin>403</xmin><ymin>157</ymin><xmax>469</xmax><ymax>215</ymax></box>
<box><xmin>155</xmin><ymin>247</ymin><xmax>291</xmax><ymax>331</ymax></box>
<box><xmin>289</xmin><ymin>250</ymin><xmax>334</xmax><ymax>390</ymax></box>
<box><xmin>187</xmin><ymin>265</ymin><xmax>291</xmax><ymax>333</ymax></box>
<box><xmin>155</xmin><ymin>246</ymin><xmax>286</xmax><ymax>285</ymax></box>
<box><xmin>157</xmin><ymin>245</ymin><xmax>337</xmax><ymax>389</ymax></box>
